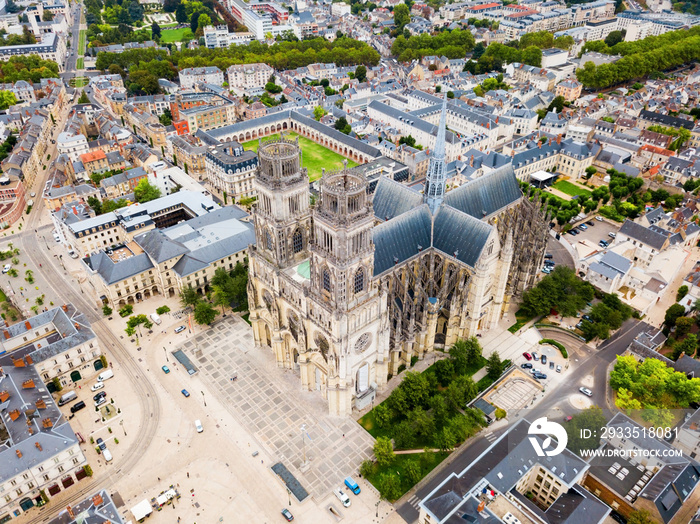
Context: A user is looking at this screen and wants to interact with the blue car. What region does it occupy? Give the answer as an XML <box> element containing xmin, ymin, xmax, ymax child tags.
<box><xmin>181</xmin><ymin>389</ymin><xmax>190</xmax><ymax>397</ymax></box>
<box><xmin>162</xmin><ymin>365</ymin><xmax>170</xmax><ymax>374</ymax></box>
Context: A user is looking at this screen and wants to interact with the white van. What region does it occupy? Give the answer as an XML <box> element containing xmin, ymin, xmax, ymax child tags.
<box><xmin>2</xmin><ymin>264</ymin><xmax>10</xmax><ymax>274</ymax></box>
<box><xmin>102</xmin><ymin>449</ymin><xmax>113</xmax><ymax>462</ymax></box>
<box><xmin>333</xmin><ymin>488</ymin><xmax>351</xmax><ymax>508</ymax></box>
<box><xmin>150</xmin><ymin>313</ymin><xmax>162</xmax><ymax>325</ymax></box>
<box><xmin>97</xmin><ymin>370</ymin><xmax>114</xmax><ymax>382</ymax></box>
<box><xmin>195</xmin><ymin>420</ymin><xmax>203</xmax><ymax>433</ymax></box>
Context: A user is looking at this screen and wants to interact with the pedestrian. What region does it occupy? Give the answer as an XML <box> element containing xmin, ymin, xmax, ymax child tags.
<box><xmin>158</xmin><ymin>477</ymin><xmax>160</xmax><ymax>481</ymax></box>
<box><xmin>187</xmin><ymin>472</ymin><xmax>189</xmax><ymax>478</ymax></box>
<box><xmin>261</xmin><ymin>459</ymin><xmax>263</xmax><ymax>464</ymax></box>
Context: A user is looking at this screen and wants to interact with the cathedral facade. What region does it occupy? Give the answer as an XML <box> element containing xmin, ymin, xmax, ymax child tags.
<box><xmin>247</xmin><ymin>99</ymin><xmax>549</xmax><ymax>416</ymax></box>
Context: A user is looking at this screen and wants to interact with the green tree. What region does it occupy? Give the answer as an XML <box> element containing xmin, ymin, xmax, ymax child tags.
<box><xmin>404</xmin><ymin>459</ymin><xmax>421</xmax><ymax>485</ymax></box>
<box><xmin>355</xmin><ymin>64</ymin><xmax>367</xmax><ymax>82</ymax></box>
<box><xmin>151</xmin><ymin>22</ymin><xmax>162</xmax><ymax>40</ymax></box>
<box><xmin>627</xmin><ymin>510</ymin><xmax>657</xmax><ymax>524</ymax></box>
<box><xmin>102</xmin><ymin>199</ymin><xmax>128</xmax><ymax>214</ymax></box>
<box><xmin>665</xmin><ymin>303</ymin><xmax>686</xmax><ymax>328</ymax></box>
<box><xmin>373</xmin><ymin>436</ymin><xmax>395</xmax><ymax>466</ymax></box>
<box><xmin>78</xmin><ymin>91</ymin><xmax>90</xmax><ymax>104</ymax></box>
<box><xmin>374</xmin><ymin>403</ymin><xmax>393</xmax><ymax>428</ymax></box>
<box><xmin>400</xmin><ymin>371</ymin><xmax>430</xmax><ymax>410</ymax></box>
<box><xmin>156</xmin><ymin>305</ymin><xmax>170</xmax><ymax>315</ymax></box>
<box><xmin>159</xmin><ymin>108</ymin><xmax>172</xmax><ymax>126</ymax></box>
<box><xmin>615</xmin><ymin>387</ymin><xmax>643</xmax><ymax>413</ymax></box>
<box><xmin>604</xmin><ymin>30</ymin><xmax>625</xmax><ymax>47</ymax></box>
<box><xmin>334</xmin><ymin>116</ymin><xmax>351</xmax><ymax>134</ymax></box>
<box><xmin>676</xmin><ymin>333</ymin><xmax>698</xmax><ymax>357</ymax></box>
<box><xmin>179</xmin><ymin>285</ymin><xmax>199</xmax><ymax>308</ymax></box>
<box><xmin>359</xmin><ymin>460</ymin><xmax>374</xmax><ymax>478</ymax></box>
<box><xmin>393</xmin><ymin>3</ymin><xmax>410</xmax><ymax>29</ymax></box>
<box><xmin>675</xmin><ymin>317</ymin><xmax>694</xmax><ymax>338</ymax></box>
<box><xmin>0</xmin><ymin>91</ymin><xmax>17</xmax><ymax>110</ymax></box>
<box><xmin>193</xmin><ymin>300</ymin><xmax>217</xmax><ymax>325</ymax></box>
<box><xmin>677</xmin><ymin>285</ymin><xmax>689</xmax><ymax>301</ymax></box>
<box><xmin>118</xmin><ymin>304</ymin><xmax>133</xmax><ymax>317</ymax></box>
<box><xmin>102</xmin><ymin>305</ymin><xmax>113</xmax><ymax>316</ymax></box>
<box><xmin>313</xmin><ymin>105</ymin><xmax>328</xmax><ymax>121</ymax></box>
<box><xmin>521</xmin><ymin>45</ymin><xmax>542</xmax><ymax>67</ymax></box>
<box><xmin>486</xmin><ymin>352</ymin><xmax>504</xmax><ymax>380</ymax></box>
<box><xmin>565</xmin><ymin>406</ymin><xmax>607</xmax><ymax>455</ymax></box>
<box><xmin>134</xmin><ymin>179</ymin><xmax>161</xmax><ymax>203</ymax></box>
<box><xmin>378</xmin><ymin>472</ymin><xmax>402</xmax><ymax>501</ymax></box>
<box><xmin>87</xmin><ymin>196</ymin><xmax>102</xmax><ymax>215</ymax></box>
<box><xmin>197</xmin><ymin>14</ymin><xmax>212</xmax><ymax>33</ymax></box>
<box><xmin>175</xmin><ymin>3</ymin><xmax>187</xmax><ymax>23</ymax></box>
<box><xmin>434</xmin><ymin>358</ymin><xmax>454</xmax><ymax>386</ymax></box>
<box><xmin>42</xmin><ymin>9</ymin><xmax>54</xmax><ymax>21</ymax></box>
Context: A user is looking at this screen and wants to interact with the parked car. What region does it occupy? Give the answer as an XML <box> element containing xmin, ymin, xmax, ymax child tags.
<box><xmin>565</xmin><ymin>416</ymin><xmax>573</xmax><ymax>422</ymax></box>
<box><xmin>94</xmin><ymin>397</ymin><xmax>107</xmax><ymax>408</ymax></box>
<box><xmin>93</xmin><ymin>391</ymin><xmax>106</xmax><ymax>402</ymax></box>
<box><xmin>521</xmin><ymin>363</ymin><xmax>533</xmax><ymax>369</ymax></box>
<box><xmin>181</xmin><ymin>389</ymin><xmax>190</xmax><ymax>397</ymax></box>
<box><xmin>96</xmin><ymin>437</ymin><xmax>106</xmax><ymax>450</ymax></box>
<box><xmin>542</xmin><ymin>267</ymin><xmax>551</xmax><ymax>274</ymax></box>
<box><xmin>523</xmin><ymin>352</ymin><xmax>532</xmax><ymax>360</ymax></box>
<box><xmin>334</xmin><ymin>488</ymin><xmax>351</xmax><ymax>508</ymax></box>
<box><xmin>586</xmin><ymin>221</ymin><xmax>595</xmax><ymax>226</ymax></box>
<box><xmin>582</xmin><ymin>315</ymin><xmax>593</xmax><ymax>323</ymax></box>
<box><xmin>532</xmin><ymin>352</ymin><xmax>539</xmax><ymax>361</ymax></box>
<box><xmin>556</xmin><ymin>365</ymin><xmax>562</xmax><ymax>373</ymax></box>
<box><xmin>608</xmin><ymin>232</ymin><xmax>616</xmax><ymax>239</ymax></box>
<box><xmin>2</xmin><ymin>264</ymin><xmax>10</xmax><ymax>274</ymax></box>
<box><xmin>570</xmin><ymin>229</ymin><xmax>579</xmax><ymax>236</ymax></box>
<box><xmin>90</xmin><ymin>382</ymin><xmax>104</xmax><ymax>392</ymax></box>
<box><xmin>544</xmin><ymin>254</ymin><xmax>553</xmax><ymax>259</ymax></box>
<box><xmin>195</xmin><ymin>419</ymin><xmax>203</xmax><ymax>433</ymax></box>
<box><xmin>281</xmin><ymin>508</ymin><xmax>294</xmax><ymax>521</ymax></box>
<box><xmin>549</xmin><ymin>361</ymin><xmax>555</xmax><ymax>369</ymax></box>
<box><xmin>541</xmin><ymin>355</ymin><xmax>547</xmax><ymax>365</ymax></box>
<box><xmin>162</xmin><ymin>365</ymin><xmax>170</xmax><ymax>374</ymax></box>
<box><xmin>595</xmin><ymin>216</ymin><xmax>603</xmax><ymax>221</ymax></box>
<box><xmin>579</xmin><ymin>224</ymin><xmax>588</xmax><ymax>230</ymax></box>
<box><xmin>533</xmin><ymin>372</ymin><xmax>547</xmax><ymax>380</ymax></box>
<box><xmin>175</xmin><ymin>326</ymin><xmax>186</xmax><ymax>333</ymax></box>
<box><xmin>579</xmin><ymin>387</ymin><xmax>593</xmax><ymax>397</ymax></box>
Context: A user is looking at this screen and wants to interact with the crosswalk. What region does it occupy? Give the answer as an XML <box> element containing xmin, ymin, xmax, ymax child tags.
<box><xmin>484</xmin><ymin>431</ymin><xmax>498</xmax><ymax>443</ymax></box>
<box><xmin>407</xmin><ymin>494</ymin><xmax>421</xmax><ymax>510</ymax></box>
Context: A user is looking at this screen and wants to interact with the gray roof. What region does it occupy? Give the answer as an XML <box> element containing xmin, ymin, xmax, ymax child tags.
<box><xmin>443</xmin><ymin>164</ymin><xmax>522</xmax><ymax>219</ymax></box>
<box><xmin>433</xmin><ymin>205</ymin><xmax>492</xmax><ymax>268</ymax></box>
<box><xmin>137</xmin><ymin>229</ymin><xmax>189</xmax><ymax>264</ymax></box>
<box><xmin>372</xmin><ymin>176</ymin><xmax>423</xmax><ymax>222</ymax></box>
<box><xmin>619</xmin><ymin>219</ymin><xmax>668</xmax><ymax>250</ymax></box>
<box><xmin>373</xmin><ymin>205</ymin><xmax>432</xmax><ymax>275</ymax></box>
<box><xmin>47</xmin><ymin>489</ymin><xmax>125</xmax><ymax>524</ymax></box>
<box><xmin>85</xmin><ymin>251</ymin><xmax>155</xmax><ymax>285</ymax></box>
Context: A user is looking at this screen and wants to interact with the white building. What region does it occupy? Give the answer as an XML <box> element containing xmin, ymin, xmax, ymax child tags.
<box><xmin>203</xmin><ymin>25</ymin><xmax>253</xmax><ymax>48</ymax></box>
<box><xmin>56</xmin><ymin>131</ymin><xmax>89</xmax><ymax>163</ymax></box>
<box><xmin>205</xmin><ymin>140</ymin><xmax>259</xmax><ymax>200</ymax></box>
<box><xmin>227</xmin><ymin>63</ymin><xmax>274</xmax><ymax>91</ymax></box>
<box><xmin>178</xmin><ymin>67</ymin><xmax>224</xmax><ymax>89</ymax></box>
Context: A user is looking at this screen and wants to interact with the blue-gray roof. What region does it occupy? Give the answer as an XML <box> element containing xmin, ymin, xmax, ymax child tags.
<box><xmin>85</xmin><ymin>252</ymin><xmax>155</xmax><ymax>285</ymax></box>
<box><xmin>433</xmin><ymin>205</ymin><xmax>492</xmax><ymax>268</ymax></box>
<box><xmin>372</xmin><ymin>176</ymin><xmax>423</xmax><ymax>222</ymax></box>
<box><xmin>443</xmin><ymin>163</ymin><xmax>522</xmax><ymax>219</ymax></box>
<box><xmin>373</xmin><ymin>205</ymin><xmax>432</xmax><ymax>275</ymax></box>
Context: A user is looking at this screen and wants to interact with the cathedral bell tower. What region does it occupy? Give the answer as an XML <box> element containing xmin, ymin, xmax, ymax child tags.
<box><xmin>252</xmin><ymin>137</ymin><xmax>311</xmax><ymax>270</ymax></box>
<box><xmin>424</xmin><ymin>93</ymin><xmax>448</xmax><ymax>214</ymax></box>
<box><xmin>309</xmin><ymin>164</ymin><xmax>375</xmax><ymax>311</ymax></box>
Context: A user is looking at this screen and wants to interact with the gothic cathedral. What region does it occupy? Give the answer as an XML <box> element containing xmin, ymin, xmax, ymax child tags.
<box><xmin>247</xmin><ymin>97</ymin><xmax>550</xmax><ymax>416</ymax></box>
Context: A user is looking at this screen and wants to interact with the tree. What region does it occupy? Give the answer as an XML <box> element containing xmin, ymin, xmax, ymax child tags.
<box><xmin>197</xmin><ymin>14</ymin><xmax>212</xmax><ymax>33</ymax></box>
<box><xmin>355</xmin><ymin>65</ymin><xmax>367</xmax><ymax>82</ymax></box>
<box><xmin>334</xmin><ymin>116</ymin><xmax>351</xmax><ymax>134</ymax></box>
<box><xmin>78</xmin><ymin>91</ymin><xmax>90</xmax><ymax>104</ymax></box>
<box><xmin>676</xmin><ymin>334</ymin><xmax>698</xmax><ymax>357</ymax></box>
<box><xmin>134</xmin><ymin>179</ymin><xmax>161</xmax><ymax>203</ymax></box>
<box><xmin>156</xmin><ymin>305</ymin><xmax>171</xmax><ymax>315</ymax></box>
<box><xmin>486</xmin><ymin>352</ymin><xmax>504</xmax><ymax>380</ymax></box>
<box><xmin>194</xmin><ymin>301</ymin><xmax>217</xmax><ymax>325</ymax></box>
<box><xmin>102</xmin><ymin>305</ymin><xmax>113</xmax><ymax>316</ymax></box>
<box><xmin>400</xmin><ymin>371</ymin><xmax>430</xmax><ymax>410</ymax></box>
<box><xmin>151</xmin><ymin>22</ymin><xmax>162</xmax><ymax>40</ymax></box>
<box><xmin>0</xmin><ymin>91</ymin><xmax>16</xmax><ymax>110</ymax></box>
<box><xmin>404</xmin><ymin>459</ymin><xmax>421</xmax><ymax>485</ymax></box>
<box><xmin>179</xmin><ymin>285</ymin><xmax>199</xmax><ymax>308</ymax></box>
<box><xmin>190</xmin><ymin>12</ymin><xmax>201</xmax><ymax>34</ymax></box>
<box><xmin>374</xmin><ymin>403</ymin><xmax>393</xmax><ymax>428</ymax></box>
<box><xmin>447</xmin><ymin>91</ymin><xmax>455</xmax><ymax>99</ymax></box>
<box><xmin>434</xmin><ymin>358</ymin><xmax>454</xmax><ymax>386</ymax></box>
<box><xmin>585</xmin><ymin>166</ymin><xmax>597</xmax><ymax>178</ymax></box>
<box><xmin>521</xmin><ymin>45</ymin><xmax>542</xmax><ymax>67</ymax></box>
<box><xmin>102</xmin><ymin>199</ymin><xmax>128</xmax><ymax>214</ymax></box>
<box><xmin>604</xmin><ymin>30</ymin><xmax>625</xmax><ymax>47</ymax></box>
<box><xmin>627</xmin><ymin>510</ymin><xmax>657</xmax><ymax>524</ymax></box>
<box><xmin>394</xmin><ymin>3</ymin><xmax>410</xmax><ymax>29</ymax></box>
<box><xmin>398</xmin><ymin>135</ymin><xmax>416</xmax><ymax>148</ymax></box>
<box><xmin>175</xmin><ymin>3</ymin><xmax>187</xmax><ymax>23</ymax></box>
<box><xmin>373</xmin><ymin>436</ymin><xmax>395</xmax><ymax>466</ymax></box>
<box><xmin>128</xmin><ymin>1</ymin><xmax>144</xmax><ymax>22</ymax></box>
<box><xmin>87</xmin><ymin>196</ymin><xmax>102</xmax><ymax>215</ymax></box>
<box><xmin>675</xmin><ymin>317</ymin><xmax>694</xmax><ymax>338</ymax></box>
<box><xmin>615</xmin><ymin>387</ymin><xmax>643</xmax><ymax>413</ymax></box>
<box><xmin>565</xmin><ymin>406</ymin><xmax>607</xmax><ymax>455</ymax></box>
<box><xmin>42</xmin><ymin>10</ymin><xmax>54</xmax><ymax>21</ymax></box>
<box><xmin>677</xmin><ymin>285</ymin><xmax>689</xmax><ymax>301</ymax></box>
<box><xmin>359</xmin><ymin>460</ymin><xmax>374</xmax><ymax>478</ymax></box>
<box><xmin>665</xmin><ymin>303</ymin><xmax>686</xmax><ymax>328</ymax></box>
<box><xmin>313</xmin><ymin>105</ymin><xmax>328</xmax><ymax>121</ymax></box>
<box><xmin>159</xmin><ymin>109</ymin><xmax>172</xmax><ymax>126</ymax></box>
<box><xmin>378</xmin><ymin>472</ymin><xmax>402</xmax><ymax>501</ymax></box>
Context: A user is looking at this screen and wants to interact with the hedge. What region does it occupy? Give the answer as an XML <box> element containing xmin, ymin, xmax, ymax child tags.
<box><xmin>539</xmin><ymin>339</ymin><xmax>568</xmax><ymax>358</ymax></box>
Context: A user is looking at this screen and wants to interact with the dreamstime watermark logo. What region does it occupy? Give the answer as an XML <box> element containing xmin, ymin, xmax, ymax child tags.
<box><xmin>528</xmin><ymin>417</ymin><xmax>568</xmax><ymax>457</ymax></box>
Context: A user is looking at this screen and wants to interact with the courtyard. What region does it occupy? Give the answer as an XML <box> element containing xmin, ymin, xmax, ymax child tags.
<box><xmin>242</xmin><ymin>132</ymin><xmax>359</xmax><ymax>182</ymax></box>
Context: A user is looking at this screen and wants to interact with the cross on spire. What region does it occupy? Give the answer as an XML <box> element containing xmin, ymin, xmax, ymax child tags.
<box><xmin>424</xmin><ymin>93</ymin><xmax>448</xmax><ymax>214</ymax></box>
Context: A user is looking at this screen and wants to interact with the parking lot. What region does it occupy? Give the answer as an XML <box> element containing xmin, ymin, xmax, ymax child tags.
<box><xmin>562</xmin><ymin>217</ymin><xmax>620</xmax><ymax>251</ymax></box>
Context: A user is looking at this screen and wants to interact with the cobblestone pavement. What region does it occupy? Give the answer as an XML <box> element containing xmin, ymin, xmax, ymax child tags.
<box><xmin>180</xmin><ymin>316</ymin><xmax>375</xmax><ymax>501</ymax></box>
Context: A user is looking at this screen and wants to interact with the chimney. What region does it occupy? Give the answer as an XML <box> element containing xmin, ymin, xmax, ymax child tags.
<box><xmin>22</xmin><ymin>379</ymin><xmax>35</xmax><ymax>389</ymax></box>
<box><xmin>35</xmin><ymin>442</ymin><xmax>42</xmax><ymax>451</ymax></box>
<box><xmin>0</xmin><ymin>390</ymin><xmax>7</xmax><ymax>402</ymax></box>
<box><xmin>42</xmin><ymin>418</ymin><xmax>53</xmax><ymax>428</ymax></box>
<box><xmin>67</xmin><ymin>506</ymin><xmax>74</xmax><ymax>519</ymax></box>
<box><xmin>2</xmin><ymin>330</ymin><xmax>8</xmax><ymax>339</ymax></box>
<box><xmin>74</xmin><ymin>323</ymin><xmax>80</xmax><ymax>331</ymax></box>
<box><xmin>9</xmin><ymin>409</ymin><xmax>20</xmax><ymax>420</ymax></box>
<box><xmin>12</xmin><ymin>357</ymin><xmax>24</xmax><ymax>367</ymax></box>
<box><xmin>557</xmin><ymin>134</ymin><xmax>561</xmax><ymax>144</ymax></box>
<box><xmin>24</xmin><ymin>321</ymin><xmax>31</xmax><ymax>330</ymax></box>
<box><xmin>24</xmin><ymin>356</ymin><xmax>33</xmax><ymax>365</ymax></box>
<box><xmin>35</xmin><ymin>398</ymin><xmax>46</xmax><ymax>409</ymax></box>
<box><xmin>538</xmin><ymin>141</ymin><xmax>542</xmax><ymax>149</ymax></box>
<box><xmin>62</xmin><ymin>305</ymin><xmax>68</xmax><ymax>312</ymax></box>
<box><xmin>92</xmin><ymin>493</ymin><xmax>104</xmax><ymax>507</ymax></box>
<box><xmin>16</xmin><ymin>449</ymin><xmax>22</xmax><ymax>459</ymax></box>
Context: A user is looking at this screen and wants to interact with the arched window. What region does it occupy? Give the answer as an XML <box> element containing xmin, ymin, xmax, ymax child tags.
<box><xmin>322</xmin><ymin>269</ymin><xmax>331</xmax><ymax>293</ymax></box>
<box><xmin>265</xmin><ymin>229</ymin><xmax>273</xmax><ymax>251</ymax></box>
<box><xmin>315</xmin><ymin>332</ymin><xmax>329</xmax><ymax>358</ymax></box>
<box><xmin>354</xmin><ymin>267</ymin><xmax>364</xmax><ymax>293</ymax></box>
<box><xmin>293</xmin><ymin>229</ymin><xmax>303</xmax><ymax>254</ymax></box>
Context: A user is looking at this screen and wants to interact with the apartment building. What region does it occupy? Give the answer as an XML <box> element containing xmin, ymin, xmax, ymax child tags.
<box><xmin>205</xmin><ymin>140</ymin><xmax>258</xmax><ymax>201</ymax></box>
<box><xmin>226</xmin><ymin>63</ymin><xmax>274</xmax><ymax>92</ymax></box>
<box><xmin>178</xmin><ymin>67</ymin><xmax>224</xmax><ymax>89</ymax></box>
<box><xmin>56</xmin><ymin>132</ymin><xmax>89</xmax><ymax>163</ymax></box>
<box><xmin>203</xmin><ymin>25</ymin><xmax>253</xmax><ymax>48</ymax></box>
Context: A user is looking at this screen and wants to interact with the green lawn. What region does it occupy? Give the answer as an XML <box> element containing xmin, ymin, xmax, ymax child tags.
<box><xmin>78</xmin><ymin>29</ymin><xmax>86</xmax><ymax>54</ymax></box>
<box><xmin>552</xmin><ymin>180</ymin><xmax>592</xmax><ymax>198</ymax></box>
<box><xmin>76</xmin><ymin>58</ymin><xmax>84</xmax><ymax>70</ymax></box>
<box><xmin>159</xmin><ymin>27</ymin><xmax>192</xmax><ymax>42</ymax></box>
<box><xmin>242</xmin><ymin>132</ymin><xmax>359</xmax><ymax>182</ymax></box>
<box><xmin>74</xmin><ymin>77</ymin><xmax>88</xmax><ymax>88</ymax></box>
<box><xmin>508</xmin><ymin>308</ymin><xmax>535</xmax><ymax>333</ymax></box>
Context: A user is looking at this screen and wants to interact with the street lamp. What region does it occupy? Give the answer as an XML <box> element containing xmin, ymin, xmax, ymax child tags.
<box><xmin>201</xmin><ymin>391</ymin><xmax>206</xmax><ymax>407</ymax></box>
<box><xmin>376</xmin><ymin>500</ymin><xmax>381</xmax><ymax>518</ymax></box>
<box><xmin>164</xmin><ymin>347</ymin><xmax>169</xmax><ymax>362</ymax></box>
<box><xmin>120</xmin><ymin>419</ymin><xmax>126</xmax><ymax>436</ymax></box>
<box><xmin>287</xmin><ymin>488</ymin><xmax>291</xmax><ymax>506</ymax></box>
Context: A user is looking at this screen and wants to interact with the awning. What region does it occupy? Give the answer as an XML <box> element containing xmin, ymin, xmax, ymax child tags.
<box><xmin>130</xmin><ymin>499</ymin><xmax>152</xmax><ymax>521</ymax></box>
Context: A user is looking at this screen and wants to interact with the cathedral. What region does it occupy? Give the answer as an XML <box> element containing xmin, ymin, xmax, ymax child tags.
<box><xmin>247</xmin><ymin>97</ymin><xmax>550</xmax><ymax>416</ymax></box>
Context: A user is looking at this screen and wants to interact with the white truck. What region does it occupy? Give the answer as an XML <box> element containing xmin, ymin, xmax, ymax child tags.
<box><xmin>150</xmin><ymin>313</ymin><xmax>162</xmax><ymax>325</ymax></box>
<box><xmin>98</xmin><ymin>370</ymin><xmax>114</xmax><ymax>382</ymax></box>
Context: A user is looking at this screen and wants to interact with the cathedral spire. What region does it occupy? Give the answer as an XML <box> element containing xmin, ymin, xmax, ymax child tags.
<box><xmin>424</xmin><ymin>93</ymin><xmax>448</xmax><ymax>214</ymax></box>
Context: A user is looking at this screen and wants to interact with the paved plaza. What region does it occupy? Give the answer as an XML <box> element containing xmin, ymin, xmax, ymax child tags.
<box><xmin>179</xmin><ymin>316</ymin><xmax>375</xmax><ymax>501</ymax></box>
<box><xmin>484</xmin><ymin>371</ymin><xmax>542</xmax><ymax>413</ymax></box>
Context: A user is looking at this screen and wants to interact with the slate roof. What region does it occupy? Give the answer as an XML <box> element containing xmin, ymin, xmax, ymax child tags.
<box><xmin>85</xmin><ymin>252</ymin><xmax>155</xmax><ymax>285</ymax></box>
<box><xmin>619</xmin><ymin>219</ymin><xmax>668</xmax><ymax>250</ymax></box>
<box><xmin>372</xmin><ymin>205</ymin><xmax>432</xmax><ymax>275</ymax></box>
<box><xmin>433</xmin><ymin>205</ymin><xmax>493</xmax><ymax>268</ymax></box>
<box><xmin>137</xmin><ymin>229</ymin><xmax>189</xmax><ymax>263</ymax></box>
<box><xmin>443</xmin><ymin>163</ymin><xmax>522</xmax><ymax>219</ymax></box>
<box><xmin>372</xmin><ymin>176</ymin><xmax>423</xmax><ymax>222</ymax></box>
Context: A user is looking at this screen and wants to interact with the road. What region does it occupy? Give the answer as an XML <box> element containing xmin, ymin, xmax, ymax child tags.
<box><xmin>8</xmin><ymin>5</ymin><xmax>163</xmax><ymax>520</ymax></box>
<box><xmin>395</xmin><ymin>319</ymin><xmax>648</xmax><ymax>524</ymax></box>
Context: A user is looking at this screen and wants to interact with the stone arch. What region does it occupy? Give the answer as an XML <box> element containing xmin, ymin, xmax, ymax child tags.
<box><xmin>354</xmin><ymin>266</ymin><xmax>365</xmax><ymax>294</ymax></box>
<box><xmin>265</xmin><ymin>228</ymin><xmax>274</xmax><ymax>251</ymax></box>
<box><xmin>263</xmin><ymin>322</ymin><xmax>271</xmax><ymax>346</ymax></box>
<box><xmin>246</xmin><ymin>131</ymin><xmax>251</xmax><ymax>140</ymax></box>
<box><xmin>292</xmin><ymin>227</ymin><xmax>303</xmax><ymax>254</ymax></box>
<box><xmin>322</xmin><ymin>267</ymin><xmax>332</xmax><ymax>293</ymax></box>
<box><xmin>283</xmin><ymin>122</ymin><xmax>288</xmax><ymax>129</ymax></box>
<box><xmin>287</xmin><ymin>310</ymin><xmax>300</xmax><ymax>341</ymax></box>
<box><xmin>264</xmin><ymin>126</ymin><xmax>269</xmax><ymax>134</ymax></box>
